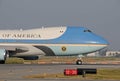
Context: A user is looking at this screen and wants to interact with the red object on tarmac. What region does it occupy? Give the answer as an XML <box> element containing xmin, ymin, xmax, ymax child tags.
<box><xmin>64</xmin><ymin>69</ymin><xmax>78</xmax><ymax>76</ymax></box>
<box><xmin>64</xmin><ymin>68</ymin><xmax>97</xmax><ymax>76</ymax></box>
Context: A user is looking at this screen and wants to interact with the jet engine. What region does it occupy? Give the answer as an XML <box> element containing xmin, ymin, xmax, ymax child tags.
<box><xmin>19</xmin><ymin>56</ymin><xmax>39</xmax><ymax>60</ymax></box>
<box><xmin>0</xmin><ymin>49</ymin><xmax>8</xmax><ymax>64</ymax></box>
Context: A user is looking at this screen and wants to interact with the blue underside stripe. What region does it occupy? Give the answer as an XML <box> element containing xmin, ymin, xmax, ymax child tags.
<box><xmin>0</xmin><ymin>39</ymin><xmax>87</xmax><ymax>44</ymax></box>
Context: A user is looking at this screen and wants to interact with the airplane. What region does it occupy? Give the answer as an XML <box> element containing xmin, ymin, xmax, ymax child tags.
<box><xmin>0</xmin><ymin>26</ymin><xmax>109</xmax><ymax>64</ymax></box>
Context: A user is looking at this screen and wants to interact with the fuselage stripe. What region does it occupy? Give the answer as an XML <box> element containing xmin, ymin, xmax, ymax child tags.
<box><xmin>0</xmin><ymin>43</ymin><xmax>107</xmax><ymax>46</ymax></box>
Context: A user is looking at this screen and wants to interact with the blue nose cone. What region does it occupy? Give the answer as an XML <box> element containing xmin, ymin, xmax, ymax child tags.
<box><xmin>97</xmin><ymin>37</ymin><xmax>109</xmax><ymax>45</ymax></box>
<box><xmin>89</xmin><ymin>34</ymin><xmax>109</xmax><ymax>45</ymax></box>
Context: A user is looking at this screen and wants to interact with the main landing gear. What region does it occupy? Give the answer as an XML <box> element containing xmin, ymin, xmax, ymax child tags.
<box><xmin>0</xmin><ymin>61</ymin><xmax>5</xmax><ymax>64</ymax></box>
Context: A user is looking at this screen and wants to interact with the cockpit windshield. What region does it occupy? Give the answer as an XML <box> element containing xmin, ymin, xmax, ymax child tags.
<box><xmin>84</xmin><ymin>29</ymin><xmax>92</xmax><ymax>32</ymax></box>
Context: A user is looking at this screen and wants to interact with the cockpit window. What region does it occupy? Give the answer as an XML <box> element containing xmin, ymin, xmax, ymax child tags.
<box><xmin>84</xmin><ymin>30</ymin><xmax>92</xmax><ymax>32</ymax></box>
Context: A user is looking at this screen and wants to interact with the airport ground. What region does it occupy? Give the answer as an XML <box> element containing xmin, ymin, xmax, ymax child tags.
<box><xmin>0</xmin><ymin>57</ymin><xmax>120</xmax><ymax>81</ymax></box>
<box><xmin>5</xmin><ymin>56</ymin><xmax>120</xmax><ymax>64</ymax></box>
<box><xmin>0</xmin><ymin>64</ymin><xmax>120</xmax><ymax>81</ymax></box>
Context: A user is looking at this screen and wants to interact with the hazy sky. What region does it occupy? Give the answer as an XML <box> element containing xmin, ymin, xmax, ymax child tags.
<box><xmin>0</xmin><ymin>0</ymin><xmax>120</xmax><ymax>50</ymax></box>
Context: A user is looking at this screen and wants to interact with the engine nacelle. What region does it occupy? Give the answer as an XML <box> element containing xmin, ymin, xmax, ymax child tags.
<box><xmin>19</xmin><ymin>56</ymin><xmax>39</xmax><ymax>60</ymax></box>
<box><xmin>0</xmin><ymin>49</ymin><xmax>8</xmax><ymax>64</ymax></box>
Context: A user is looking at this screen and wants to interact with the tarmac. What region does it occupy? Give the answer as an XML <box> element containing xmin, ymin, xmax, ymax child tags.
<box><xmin>0</xmin><ymin>64</ymin><xmax>120</xmax><ymax>81</ymax></box>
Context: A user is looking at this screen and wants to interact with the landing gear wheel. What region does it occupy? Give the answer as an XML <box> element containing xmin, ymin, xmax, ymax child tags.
<box><xmin>76</xmin><ymin>60</ymin><xmax>82</xmax><ymax>65</ymax></box>
<box><xmin>0</xmin><ymin>61</ymin><xmax>5</xmax><ymax>64</ymax></box>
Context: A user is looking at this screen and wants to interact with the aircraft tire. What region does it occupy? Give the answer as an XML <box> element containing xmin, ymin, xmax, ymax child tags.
<box><xmin>0</xmin><ymin>61</ymin><xmax>5</xmax><ymax>64</ymax></box>
<box><xmin>76</xmin><ymin>60</ymin><xmax>82</xmax><ymax>65</ymax></box>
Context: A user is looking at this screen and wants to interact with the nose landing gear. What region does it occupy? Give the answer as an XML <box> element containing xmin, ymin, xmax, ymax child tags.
<box><xmin>76</xmin><ymin>60</ymin><xmax>82</xmax><ymax>65</ymax></box>
<box><xmin>76</xmin><ymin>55</ymin><xmax>83</xmax><ymax>65</ymax></box>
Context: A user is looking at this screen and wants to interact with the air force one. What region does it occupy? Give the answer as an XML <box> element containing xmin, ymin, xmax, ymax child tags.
<box><xmin>0</xmin><ymin>26</ymin><xmax>109</xmax><ymax>64</ymax></box>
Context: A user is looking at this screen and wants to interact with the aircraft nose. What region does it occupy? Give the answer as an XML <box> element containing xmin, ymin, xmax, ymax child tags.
<box><xmin>98</xmin><ymin>38</ymin><xmax>109</xmax><ymax>45</ymax></box>
<box><xmin>90</xmin><ymin>35</ymin><xmax>109</xmax><ymax>46</ymax></box>
<box><xmin>96</xmin><ymin>36</ymin><xmax>109</xmax><ymax>45</ymax></box>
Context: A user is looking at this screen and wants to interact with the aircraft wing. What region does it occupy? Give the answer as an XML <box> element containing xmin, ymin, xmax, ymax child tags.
<box><xmin>0</xmin><ymin>45</ymin><xmax>47</xmax><ymax>57</ymax></box>
<box><xmin>0</xmin><ymin>46</ymin><xmax>28</xmax><ymax>51</ymax></box>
